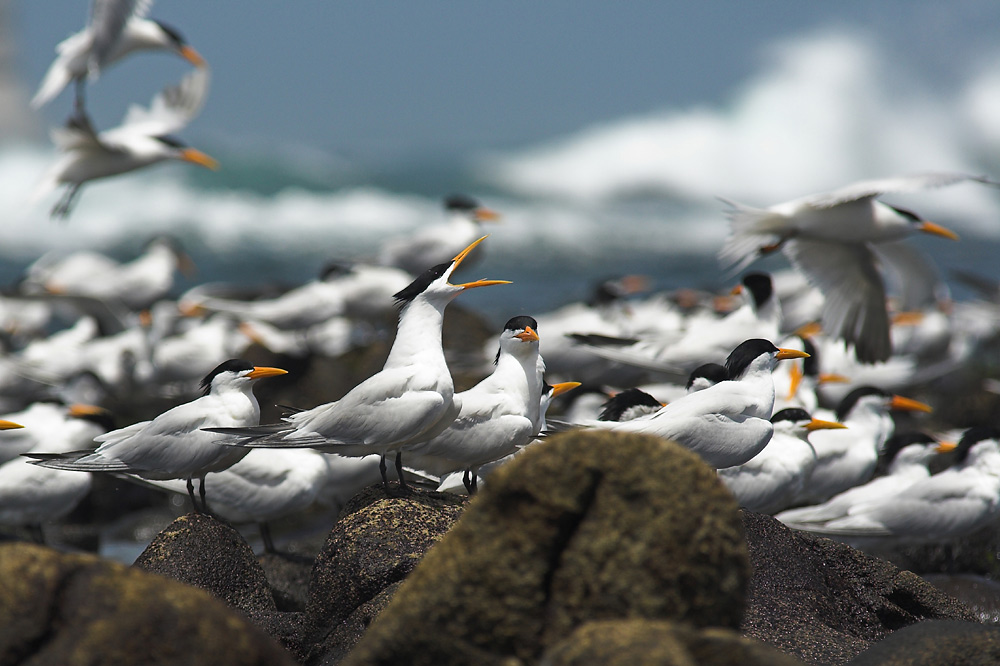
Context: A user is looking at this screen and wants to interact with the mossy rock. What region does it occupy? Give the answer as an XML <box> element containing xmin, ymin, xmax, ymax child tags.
<box><xmin>341</xmin><ymin>429</ymin><xmax>750</xmax><ymax>666</ymax></box>
<box><xmin>0</xmin><ymin>542</ymin><xmax>296</xmax><ymax>666</ymax></box>
<box><xmin>541</xmin><ymin>619</ymin><xmax>805</xmax><ymax>666</ymax></box>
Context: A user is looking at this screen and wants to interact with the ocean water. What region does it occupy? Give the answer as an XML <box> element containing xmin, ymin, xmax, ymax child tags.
<box><xmin>3</xmin><ymin>32</ymin><xmax>1000</xmax><ymax>324</ymax></box>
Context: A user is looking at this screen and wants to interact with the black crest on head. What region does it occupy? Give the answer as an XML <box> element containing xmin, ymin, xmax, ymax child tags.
<box><xmin>151</xmin><ymin>20</ymin><xmax>187</xmax><ymax>46</ymax></box>
<box><xmin>884</xmin><ymin>203</ymin><xmax>923</xmax><ymax>223</ymax></box>
<box><xmin>742</xmin><ymin>272</ymin><xmax>774</xmax><ymax>309</ymax></box>
<box><xmin>771</xmin><ymin>407</ymin><xmax>811</xmax><ymax>425</ymax></box>
<box><xmin>801</xmin><ymin>337</ymin><xmax>819</xmax><ymax>377</ymax></box>
<box><xmin>835</xmin><ymin>386</ymin><xmax>889</xmax><ymax>421</ymax></box>
<box><xmin>879</xmin><ymin>431</ymin><xmax>937</xmax><ymax>466</ymax></box>
<box><xmin>725</xmin><ymin>339</ymin><xmax>779</xmax><ymax>379</ymax></box>
<box><xmin>200</xmin><ymin>359</ymin><xmax>254</xmax><ymax>394</ymax></box>
<box><xmin>495</xmin><ymin>315</ymin><xmax>538</xmax><ymax>364</ymax></box>
<box><xmin>599</xmin><ymin>388</ymin><xmax>661</xmax><ymax>422</ymax></box>
<box><xmin>393</xmin><ymin>262</ymin><xmax>450</xmax><ymax>306</ymax></box>
<box><xmin>955</xmin><ymin>426</ymin><xmax>1000</xmax><ymax>463</ymax></box>
<box><xmin>154</xmin><ymin>134</ymin><xmax>187</xmax><ymax>149</ymax></box>
<box><xmin>444</xmin><ymin>194</ymin><xmax>479</xmax><ymax>211</ymax></box>
<box><xmin>686</xmin><ymin>363</ymin><xmax>728</xmax><ymax>390</ymax></box>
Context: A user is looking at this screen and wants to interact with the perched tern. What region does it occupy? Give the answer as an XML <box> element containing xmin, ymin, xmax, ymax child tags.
<box><xmin>798</xmin><ymin>386</ymin><xmax>932</xmax><ymax>505</ymax></box>
<box><xmin>786</xmin><ymin>427</ymin><xmax>1000</xmax><ymax>542</ymax></box>
<box><xmin>206</xmin><ymin>236</ymin><xmax>511</xmax><ymax>491</ymax></box>
<box><xmin>718</xmin><ymin>407</ymin><xmax>846</xmax><ymax>514</ymax></box>
<box><xmin>776</xmin><ymin>431</ymin><xmax>944</xmax><ymax>528</ymax></box>
<box><xmin>576</xmin><ymin>339</ymin><xmax>809</xmax><ymax>468</ymax></box>
<box><xmin>406</xmin><ymin>316</ymin><xmax>544</xmax><ymax>493</ymax></box>
<box><xmin>33</xmin><ymin>66</ymin><xmax>217</xmax><ymax>219</ymax></box>
<box><xmin>29</xmin><ymin>359</ymin><xmax>287</xmax><ymax>512</ymax></box>
<box><xmin>0</xmin><ymin>404</ymin><xmax>111</xmax><ymax>542</ymax></box>
<box><xmin>32</xmin><ymin>0</ymin><xmax>205</xmax><ymax>111</ymax></box>
<box><xmin>378</xmin><ymin>194</ymin><xmax>500</xmax><ymax>275</ymax></box>
<box><xmin>718</xmin><ymin>173</ymin><xmax>998</xmax><ymax>362</ymax></box>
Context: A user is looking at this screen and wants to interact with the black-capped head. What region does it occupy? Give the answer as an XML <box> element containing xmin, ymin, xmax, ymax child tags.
<box><xmin>835</xmin><ymin>386</ymin><xmax>890</xmax><ymax>421</ymax></box>
<box><xmin>151</xmin><ymin>19</ymin><xmax>188</xmax><ymax>47</ymax></box>
<box><xmin>69</xmin><ymin>405</ymin><xmax>116</xmax><ymax>433</ymax></box>
<box><xmin>954</xmin><ymin>426</ymin><xmax>1000</xmax><ymax>464</ymax></box>
<box><xmin>495</xmin><ymin>315</ymin><xmax>539</xmax><ymax>364</ymax></box>
<box><xmin>742</xmin><ymin>272</ymin><xmax>774</xmax><ymax>309</ymax></box>
<box><xmin>154</xmin><ymin>134</ymin><xmax>188</xmax><ymax>150</ymax></box>
<box><xmin>686</xmin><ymin>362</ymin><xmax>729</xmax><ymax>390</ymax></box>
<box><xmin>771</xmin><ymin>407</ymin><xmax>812</xmax><ymax>425</ymax></box>
<box><xmin>200</xmin><ymin>359</ymin><xmax>254</xmax><ymax>395</ymax></box>
<box><xmin>444</xmin><ymin>194</ymin><xmax>480</xmax><ymax>212</ymax></box>
<box><xmin>884</xmin><ymin>203</ymin><xmax>923</xmax><ymax>224</ymax></box>
<box><xmin>879</xmin><ymin>431</ymin><xmax>938</xmax><ymax>467</ymax></box>
<box><xmin>599</xmin><ymin>388</ymin><xmax>661</xmax><ymax>422</ymax></box>
<box><xmin>725</xmin><ymin>339</ymin><xmax>779</xmax><ymax>380</ymax></box>
<box><xmin>801</xmin><ymin>337</ymin><xmax>819</xmax><ymax>377</ymax></box>
<box><xmin>392</xmin><ymin>262</ymin><xmax>450</xmax><ymax>306</ymax></box>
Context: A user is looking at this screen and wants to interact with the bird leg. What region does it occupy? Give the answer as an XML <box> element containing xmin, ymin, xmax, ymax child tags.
<box><xmin>462</xmin><ymin>469</ymin><xmax>478</xmax><ymax>495</ymax></box>
<box><xmin>73</xmin><ymin>78</ymin><xmax>87</xmax><ymax>116</ymax></box>
<box><xmin>395</xmin><ymin>451</ymin><xmax>411</xmax><ymax>493</ymax></box>
<box><xmin>199</xmin><ymin>476</ymin><xmax>209</xmax><ymax>514</ymax></box>
<box><xmin>379</xmin><ymin>454</ymin><xmax>389</xmax><ymax>492</ymax></box>
<box><xmin>258</xmin><ymin>522</ymin><xmax>276</xmax><ymax>554</ymax></box>
<box><xmin>51</xmin><ymin>184</ymin><xmax>82</xmax><ymax>219</ymax></box>
<box><xmin>186</xmin><ymin>477</ymin><xmax>198</xmax><ymax>510</ymax></box>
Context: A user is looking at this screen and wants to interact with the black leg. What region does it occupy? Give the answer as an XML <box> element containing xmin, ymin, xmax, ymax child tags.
<box><xmin>186</xmin><ymin>477</ymin><xmax>198</xmax><ymax>510</ymax></box>
<box><xmin>259</xmin><ymin>522</ymin><xmax>276</xmax><ymax>554</ymax></box>
<box><xmin>379</xmin><ymin>454</ymin><xmax>389</xmax><ymax>491</ymax></box>
<box><xmin>395</xmin><ymin>451</ymin><xmax>410</xmax><ymax>492</ymax></box>
<box><xmin>462</xmin><ymin>469</ymin><xmax>474</xmax><ymax>494</ymax></box>
<box><xmin>73</xmin><ymin>78</ymin><xmax>86</xmax><ymax>115</ymax></box>
<box><xmin>199</xmin><ymin>476</ymin><xmax>208</xmax><ymax>513</ymax></box>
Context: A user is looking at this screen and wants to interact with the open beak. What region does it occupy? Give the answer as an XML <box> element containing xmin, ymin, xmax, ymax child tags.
<box><xmin>805</xmin><ymin>418</ymin><xmax>848</xmax><ymax>432</ymax></box>
<box><xmin>0</xmin><ymin>420</ymin><xmax>24</xmax><ymax>430</ymax></box>
<box><xmin>452</xmin><ymin>235</ymin><xmax>488</xmax><ymax>268</ymax></box>
<box><xmin>248</xmin><ymin>366</ymin><xmax>289</xmax><ymax>380</ymax></box>
<box><xmin>550</xmin><ymin>382</ymin><xmax>582</xmax><ymax>398</ymax></box>
<box><xmin>180</xmin><ymin>45</ymin><xmax>206</xmax><ymax>68</ymax></box>
<box><xmin>918</xmin><ymin>221</ymin><xmax>959</xmax><ymax>241</ymax></box>
<box><xmin>515</xmin><ymin>326</ymin><xmax>539</xmax><ymax>342</ymax></box>
<box><xmin>181</xmin><ymin>148</ymin><xmax>220</xmax><ymax>171</ymax></box>
<box><xmin>776</xmin><ymin>348</ymin><xmax>811</xmax><ymax>361</ymax></box>
<box><xmin>450</xmin><ymin>236</ymin><xmax>512</xmax><ymax>290</ymax></box>
<box><xmin>890</xmin><ymin>395</ymin><xmax>933</xmax><ymax>413</ymax></box>
<box><xmin>936</xmin><ymin>441</ymin><xmax>957</xmax><ymax>454</ymax></box>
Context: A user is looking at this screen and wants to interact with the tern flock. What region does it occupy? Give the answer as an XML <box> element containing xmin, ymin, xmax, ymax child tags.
<box><xmin>10</xmin><ymin>1</ymin><xmax>1000</xmax><ymax>555</ymax></box>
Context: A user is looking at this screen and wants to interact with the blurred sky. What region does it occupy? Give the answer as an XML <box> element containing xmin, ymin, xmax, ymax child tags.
<box><xmin>8</xmin><ymin>1</ymin><xmax>1000</xmax><ymax>166</ymax></box>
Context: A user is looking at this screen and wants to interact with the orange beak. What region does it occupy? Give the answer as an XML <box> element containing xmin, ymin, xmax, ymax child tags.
<box><xmin>918</xmin><ymin>221</ymin><xmax>959</xmax><ymax>241</ymax></box>
<box><xmin>474</xmin><ymin>207</ymin><xmax>501</xmax><ymax>222</ymax></box>
<box><xmin>936</xmin><ymin>441</ymin><xmax>957</xmax><ymax>454</ymax></box>
<box><xmin>247</xmin><ymin>366</ymin><xmax>289</xmax><ymax>380</ymax></box>
<box><xmin>0</xmin><ymin>420</ymin><xmax>24</xmax><ymax>430</ymax></box>
<box><xmin>181</xmin><ymin>148</ymin><xmax>220</xmax><ymax>171</ymax></box>
<box><xmin>180</xmin><ymin>45</ymin><xmax>206</xmax><ymax>68</ymax></box>
<box><xmin>805</xmin><ymin>418</ymin><xmax>848</xmax><ymax>432</ymax></box>
<box><xmin>890</xmin><ymin>395</ymin><xmax>933</xmax><ymax>413</ymax></box>
<box><xmin>550</xmin><ymin>381</ymin><xmax>582</xmax><ymax>398</ymax></box>
<box><xmin>776</xmin><ymin>348</ymin><xmax>811</xmax><ymax>361</ymax></box>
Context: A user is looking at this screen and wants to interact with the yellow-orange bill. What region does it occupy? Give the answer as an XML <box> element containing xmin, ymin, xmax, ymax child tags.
<box><xmin>515</xmin><ymin>326</ymin><xmax>539</xmax><ymax>342</ymax></box>
<box><xmin>890</xmin><ymin>395</ymin><xmax>933</xmax><ymax>413</ymax></box>
<box><xmin>550</xmin><ymin>382</ymin><xmax>582</xmax><ymax>398</ymax></box>
<box><xmin>805</xmin><ymin>419</ymin><xmax>848</xmax><ymax>432</ymax></box>
<box><xmin>0</xmin><ymin>420</ymin><xmax>24</xmax><ymax>430</ymax></box>
<box><xmin>776</xmin><ymin>348</ymin><xmax>810</xmax><ymax>361</ymax></box>
<box><xmin>918</xmin><ymin>220</ymin><xmax>959</xmax><ymax>241</ymax></box>
<box><xmin>248</xmin><ymin>366</ymin><xmax>289</xmax><ymax>380</ymax></box>
<box><xmin>181</xmin><ymin>148</ymin><xmax>220</xmax><ymax>170</ymax></box>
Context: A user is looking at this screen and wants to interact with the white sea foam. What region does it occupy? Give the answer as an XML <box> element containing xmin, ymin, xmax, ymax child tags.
<box><xmin>480</xmin><ymin>30</ymin><xmax>1000</xmax><ymax>237</ymax></box>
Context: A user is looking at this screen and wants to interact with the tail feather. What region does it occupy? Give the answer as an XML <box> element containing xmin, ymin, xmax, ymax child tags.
<box><xmin>26</xmin><ymin>450</ymin><xmax>130</xmax><ymax>472</ymax></box>
<box><xmin>31</xmin><ymin>63</ymin><xmax>74</xmax><ymax>109</ymax></box>
<box><xmin>717</xmin><ymin>198</ymin><xmax>787</xmax><ymax>271</ymax></box>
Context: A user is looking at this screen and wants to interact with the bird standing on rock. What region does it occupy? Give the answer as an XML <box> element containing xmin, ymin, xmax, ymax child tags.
<box><xmin>207</xmin><ymin>236</ymin><xmax>511</xmax><ymax>492</ymax></box>
<box><xmin>28</xmin><ymin>359</ymin><xmax>287</xmax><ymax>512</ymax></box>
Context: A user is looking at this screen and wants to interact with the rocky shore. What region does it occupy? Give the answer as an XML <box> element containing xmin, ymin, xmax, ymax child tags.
<box><xmin>2</xmin><ymin>429</ymin><xmax>998</xmax><ymax>665</ymax></box>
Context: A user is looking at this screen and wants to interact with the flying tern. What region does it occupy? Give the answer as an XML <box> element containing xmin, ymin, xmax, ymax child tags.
<box><xmin>719</xmin><ymin>173</ymin><xmax>997</xmax><ymax>362</ymax></box>
<box><xmin>32</xmin><ymin>0</ymin><xmax>205</xmax><ymax>112</ymax></box>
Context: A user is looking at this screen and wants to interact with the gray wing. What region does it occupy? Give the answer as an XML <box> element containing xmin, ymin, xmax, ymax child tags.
<box><xmin>802</xmin><ymin>172</ymin><xmax>999</xmax><ymax>209</ymax></box>
<box><xmin>89</xmin><ymin>0</ymin><xmax>152</xmax><ymax>69</ymax></box>
<box><xmin>106</xmin><ymin>66</ymin><xmax>210</xmax><ymax>142</ymax></box>
<box><xmin>784</xmin><ymin>239</ymin><xmax>890</xmax><ymax>363</ymax></box>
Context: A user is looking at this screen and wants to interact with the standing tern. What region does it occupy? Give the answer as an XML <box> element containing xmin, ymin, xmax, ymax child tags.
<box><xmin>207</xmin><ymin>236</ymin><xmax>511</xmax><ymax>491</ymax></box>
<box><xmin>406</xmin><ymin>316</ymin><xmax>544</xmax><ymax>493</ymax></box>
<box><xmin>718</xmin><ymin>407</ymin><xmax>846</xmax><ymax>514</ymax></box>
<box><xmin>776</xmin><ymin>431</ymin><xmax>944</xmax><ymax>528</ymax></box>
<box><xmin>32</xmin><ymin>0</ymin><xmax>206</xmax><ymax>111</ymax></box>
<box><xmin>378</xmin><ymin>194</ymin><xmax>500</xmax><ymax>275</ymax></box>
<box><xmin>33</xmin><ymin>66</ymin><xmax>217</xmax><ymax>219</ymax></box>
<box><xmin>786</xmin><ymin>427</ymin><xmax>1000</xmax><ymax>542</ymax></box>
<box><xmin>28</xmin><ymin>359</ymin><xmax>287</xmax><ymax>512</ymax></box>
<box><xmin>578</xmin><ymin>339</ymin><xmax>809</xmax><ymax>468</ymax></box>
<box><xmin>718</xmin><ymin>173</ymin><xmax>997</xmax><ymax>362</ymax></box>
<box><xmin>798</xmin><ymin>386</ymin><xmax>933</xmax><ymax>505</ymax></box>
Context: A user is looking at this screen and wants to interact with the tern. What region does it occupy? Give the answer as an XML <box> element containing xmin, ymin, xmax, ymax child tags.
<box><xmin>578</xmin><ymin>339</ymin><xmax>809</xmax><ymax>468</ymax></box>
<box><xmin>378</xmin><ymin>194</ymin><xmax>500</xmax><ymax>275</ymax></box>
<box><xmin>786</xmin><ymin>427</ymin><xmax>1000</xmax><ymax>542</ymax></box>
<box><xmin>718</xmin><ymin>407</ymin><xmax>846</xmax><ymax>514</ymax></box>
<box><xmin>28</xmin><ymin>359</ymin><xmax>287</xmax><ymax>512</ymax></box>
<box><xmin>206</xmin><ymin>236</ymin><xmax>511</xmax><ymax>491</ymax></box>
<box><xmin>406</xmin><ymin>316</ymin><xmax>544</xmax><ymax>493</ymax></box>
<box><xmin>718</xmin><ymin>173</ymin><xmax>997</xmax><ymax>362</ymax></box>
<box><xmin>776</xmin><ymin>431</ymin><xmax>944</xmax><ymax>528</ymax></box>
<box><xmin>798</xmin><ymin>386</ymin><xmax>933</xmax><ymax>505</ymax></box>
<box><xmin>32</xmin><ymin>0</ymin><xmax>205</xmax><ymax>112</ymax></box>
<box><xmin>0</xmin><ymin>404</ymin><xmax>112</xmax><ymax>542</ymax></box>
<box><xmin>33</xmin><ymin>66</ymin><xmax>217</xmax><ymax>219</ymax></box>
